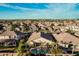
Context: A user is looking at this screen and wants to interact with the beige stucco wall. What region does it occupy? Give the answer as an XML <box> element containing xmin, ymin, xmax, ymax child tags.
<box><xmin>0</xmin><ymin>36</ymin><xmax>9</xmax><ymax>39</ymax></box>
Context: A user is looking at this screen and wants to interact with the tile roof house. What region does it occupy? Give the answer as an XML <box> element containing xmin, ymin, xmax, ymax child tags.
<box><xmin>0</xmin><ymin>30</ymin><xmax>18</xmax><ymax>46</ymax></box>
<box><xmin>66</xmin><ymin>25</ymin><xmax>79</xmax><ymax>32</ymax></box>
<box><xmin>29</xmin><ymin>24</ymin><xmax>38</xmax><ymax>32</ymax></box>
<box><xmin>53</xmin><ymin>32</ymin><xmax>79</xmax><ymax>51</ymax></box>
<box><xmin>74</xmin><ymin>32</ymin><xmax>79</xmax><ymax>37</ymax></box>
<box><xmin>27</xmin><ymin>32</ymin><xmax>56</xmax><ymax>46</ymax></box>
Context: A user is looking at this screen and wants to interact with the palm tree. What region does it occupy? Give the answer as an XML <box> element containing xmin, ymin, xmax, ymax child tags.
<box><xmin>48</xmin><ymin>42</ymin><xmax>63</xmax><ymax>56</ymax></box>
<box><xmin>17</xmin><ymin>39</ymin><xmax>25</xmax><ymax>56</ymax></box>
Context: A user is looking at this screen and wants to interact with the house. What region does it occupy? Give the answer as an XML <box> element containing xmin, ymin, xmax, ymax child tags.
<box><xmin>53</xmin><ymin>32</ymin><xmax>79</xmax><ymax>51</ymax></box>
<box><xmin>74</xmin><ymin>32</ymin><xmax>79</xmax><ymax>37</ymax></box>
<box><xmin>29</xmin><ymin>24</ymin><xmax>38</xmax><ymax>32</ymax></box>
<box><xmin>66</xmin><ymin>25</ymin><xmax>79</xmax><ymax>32</ymax></box>
<box><xmin>15</xmin><ymin>27</ymin><xmax>21</xmax><ymax>31</ymax></box>
<box><xmin>38</xmin><ymin>23</ymin><xmax>47</xmax><ymax>30</ymax></box>
<box><xmin>53</xmin><ymin>26</ymin><xmax>60</xmax><ymax>30</ymax></box>
<box><xmin>0</xmin><ymin>24</ymin><xmax>6</xmax><ymax>33</ymax></box>
<box><xmin>59</xmin><ymin>26</ymin><xmax>68</xmax><ymax>32</ymax></box>
<box><xmin>16</xmin><ymin>31</ymin><xmax>31</xmax><ymax>40</ymax></box>
<box><xmin>0</xmin><ymin>30</ymin><xmax>18</xmax><ymax>46</ymax></box>
<box><xmin>27</xmin><ymin>32</ymin><xmax>56</xmax><ymax>46</ymax></box>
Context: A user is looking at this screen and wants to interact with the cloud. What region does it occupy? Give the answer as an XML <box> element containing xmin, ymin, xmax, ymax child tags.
<box><xmin>0</xmin><ymin>3</ymin><xmax>48</xmax><ymax>11</ymax></box>
<box><xmin>0</xmin><ymin>3</ymin><xmax>79</xmax><ymax>19</ymax></box>
<box><xmin>0</xmin><ymin>3</ymin><xmax>32</xmax><ymax>11</ymax></box>
<box><xmin>22</xmin><ymin>3</ymin><xmax>79</xmax><ymax>19</ymax></box>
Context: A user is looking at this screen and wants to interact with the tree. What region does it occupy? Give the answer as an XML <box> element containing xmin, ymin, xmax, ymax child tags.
<box><xmin>48</xmin><ymin>42</ymin><xmax>63</xmax><ymax>56</ymax></box>
<box><xmin>17</xmin><ymin>39</ymin><xmax>25</xmax><ymax>56</ymax></box>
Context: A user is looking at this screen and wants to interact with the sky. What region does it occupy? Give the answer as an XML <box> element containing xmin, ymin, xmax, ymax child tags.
<box><xmin>0</xmin><ymin>3</ymin><xmax>79</xmax><ymax>19</ymax></box>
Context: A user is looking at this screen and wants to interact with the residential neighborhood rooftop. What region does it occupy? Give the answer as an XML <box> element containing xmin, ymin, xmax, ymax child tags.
<box><xmin>53</xmin><ymin>32</ymin><xmax>79</xmax><ymax>45</ymax></box>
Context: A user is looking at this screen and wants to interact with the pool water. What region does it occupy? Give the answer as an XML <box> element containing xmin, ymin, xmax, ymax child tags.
<box><xmin>31</xmin><ymin>48</ymin><xmax>49</xmax><ymax>55</ymax></box>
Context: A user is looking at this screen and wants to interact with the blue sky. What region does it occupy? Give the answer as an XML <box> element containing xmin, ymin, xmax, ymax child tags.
<box><xmin>0</xmin><ymin>3</ymin><xmax>79</xmax><ymax>19</ymax></box>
